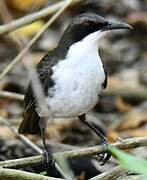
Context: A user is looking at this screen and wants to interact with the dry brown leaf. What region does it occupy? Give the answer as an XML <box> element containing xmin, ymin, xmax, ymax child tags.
<box><xmin>6</xmin><ymin>0</ymin><xmax>46</xmax><ymax>12</ymax></box>
<box><xmin>26</xmin><ymin>134</ymin><xmax>40</xmax><ymax>142</ymax></box>
<box><xmin>119</xmin><ymin>110</ymin><xmax>147</xmax><ymax>130</ymax></box>
<box><xmin>126</xmin><ymin>129</ymin><xmax>147</xmax><ymax>137</ymax></box>
<box><xmin>107</xmin><ymin>77</ymin><xmax>122</xmax><ymax>89</ymax></box>
<box><xmin>27</xmin><ymin>52</ymin><xmax>45</xmax><ymax>65</ymax></box>
<box><xmin>107</xmin><ymin>130</ymin><xmax>119</xmax><ymax>143</ymax></box>
<box><xmin>115</xmin><ymin>96</ymin><xmax>132</xmax><ymax>112</ymax></box>
<box><xmin>0</xmin><ymin>126</ymin><xmax>15</xmax><ymax>139</ymax></box>
<box><xmin>13</xmin><ymin>21</ymin><xmax>44</xmax><ymax>37</ymax></box>
<box><xmin>77</xmin><ymin>171</ymin><xmax>86</xmax><ymax>180</ymax></box>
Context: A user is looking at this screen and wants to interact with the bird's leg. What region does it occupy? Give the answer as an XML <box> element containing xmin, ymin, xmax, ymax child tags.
<box><xmin>78</xmin><ymin>114</ymin><xmax>111</xmax><ymax>165</ymax></box>
<box><xmin>39</xmin><ymin>116</ymin><xmax>55</xmax><ymax>171</ymax></box>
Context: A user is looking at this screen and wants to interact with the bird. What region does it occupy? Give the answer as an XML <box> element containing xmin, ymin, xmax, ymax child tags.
<box><xmin>18</xmin><ymin>12</ymin><xmax>132</xmax><ymax>167</ymax></box>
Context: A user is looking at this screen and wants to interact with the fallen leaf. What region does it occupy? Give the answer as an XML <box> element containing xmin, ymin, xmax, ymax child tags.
<box><xmin>6</xmin><ymin>0</ymin><xmax>46</xmax><ymax>12</ymax></box>
<box><xmin>116</xmin><ymin>109</ymin><xmax>147</xmax><ymax>131</ymax></box>
<box><xmin>126</xmin><ymin>129</ymin><xmax>147</xmax><ymax>137</ymax></box>
<box><xmin>107</xmin><ymin>130</ymin><xmax>119</xmax><ymax>143</ymax></box>
<box><xmin>0</xmin><ymin>126</ymin><xmax>15</xmax><ymax>139</ymax></box>
<box><xmin>13</xmin><ymin>21</ymin><xmax>44</xmax><ymax>37</ymax></box>
<box><xmin>115</xmin><ymin>96</ymin><xmax>132</xmax><ymax>112</ymax></box>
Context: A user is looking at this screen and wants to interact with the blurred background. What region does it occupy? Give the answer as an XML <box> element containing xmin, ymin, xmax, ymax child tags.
<box><xmin>0</xmin><ymin>0</ymin><xmax>147</xmax><ymax>179</ymax></box>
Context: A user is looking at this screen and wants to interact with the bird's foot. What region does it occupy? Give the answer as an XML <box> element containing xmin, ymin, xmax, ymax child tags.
<box><xmin>42</xmin><ymin>149</ymin><xmax>55</xmax><ymax>172</ymax></box>
<box><xmin>98</xmin><ymin>138</ymin><xmax>111</xmax><ymax>166</ymax></box>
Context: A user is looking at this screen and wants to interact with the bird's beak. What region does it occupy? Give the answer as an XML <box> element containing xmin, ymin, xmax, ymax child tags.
<box><xmin>102</xmin><ymin>21</ymin><xmax>133</xmax><ymax>31</ymax></box>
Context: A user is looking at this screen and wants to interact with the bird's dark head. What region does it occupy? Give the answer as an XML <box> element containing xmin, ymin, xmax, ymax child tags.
<box><xmin>57</xmin><ymin>13</ymin><xmax>132</xmax><ymax>57</ymax></box>
<box><xmin>60</xmin><ymin>13</ymin><xmax>132</xmax><ymax>43</ymax></box>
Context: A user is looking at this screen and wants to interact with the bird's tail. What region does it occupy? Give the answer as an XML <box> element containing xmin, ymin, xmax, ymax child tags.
<box><xmin>18</xmin><ymin>109</ymin><xmax>40</xmax><ymax>134</ymax></box>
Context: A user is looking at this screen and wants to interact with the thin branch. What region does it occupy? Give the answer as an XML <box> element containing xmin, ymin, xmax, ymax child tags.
<box><xmin>0</xmin><ymin>121</ymin><xmax>75</xmax><ymax>180</ymax></box>
<box><xmin>0</xmin><ymin>116</ymin><xmax>73</xmax><ymax>179</ymax></box>
<box><xmin>0</xmin><ymin>168</ymin><xmax>63</xmax><ymax>180</ymax></box>
<box><xmin>0</xmin><ymin>0</ymin><xmax>84</xmax><ymax>35</ymax></box>
<box><xmin>0</xmin><ymin>136</ymin><xmax>147</xmax><ymax>169</ymax></box>
<box><xmin>89</xmin><ymin>165</ymin><xmax>131</xmax><ymax>180</ymax></box>
<box><xmin>1</xmin><ymin>85</ymin><xmax>147</xmax><ymax>102</ymax></box>
<box><xmin>0</xmin><ymin>0</ymin><xmax>24</xmax><ymax>47</ymax></box>
<box><xmin>0</xmin><ymin>90</ymin><xmax>24</xmax><ymax>101</ymax></box>
<box><xmin>0</xmin><ymin>115</ymin><xmax>78</xmax><ymax>152</ymax></box>
<box><xmin>90</xmin><ymin>165</ymin><xmax>146</xmax><ymax>180</ymax></box>
<box><xmin>0</xmin><ymin>0</ymin><xmax>72</xmax><ymax>81</ymax></box>
<box><xmin>0</xmin><ymin>116</ymin><xmax>42</xmax><ymax>154</ymax></box>
<box><xmin>104</xmin><ymin>87</ymin><xmax>147</xmax><ymax>100</ymax></box>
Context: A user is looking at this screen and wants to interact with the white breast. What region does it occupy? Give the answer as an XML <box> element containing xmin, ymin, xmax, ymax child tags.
<box><xmin>47</xmin><ymin>31</ymin><xmax>105</xmax><ymax>118</ymax></box>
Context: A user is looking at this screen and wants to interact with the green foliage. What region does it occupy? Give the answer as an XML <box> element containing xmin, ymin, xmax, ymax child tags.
<box><xmin>39</xmin><ymin>171</ymin><xmax>47</xmax><ymax>176</ymax></box>
<box><xmin>108</xmin><ymin>146</ymin><xmax>147</xmax><ymax>175</ymax></box>
<box><xmin>56</xmin><ymin>156</ymin><xmax>74</xmax><ymax>180</ymax></box>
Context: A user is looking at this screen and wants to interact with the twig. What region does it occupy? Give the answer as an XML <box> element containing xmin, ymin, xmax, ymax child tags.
<box><xmin>0</xmin><ymin>168</ymin><xmax>63</xmax><ymax>180</ymax></box>
<box><xmin>104</xmin><ymin>87</ymin><xmax>147</xmax><ymax>100</ymax></box>
<box><xmin>0</xmin><ymin>116</ymin><xmax>78</xmax><ymax>151</ymax></box>
<box><xmin>0</xmin><ymin>0</ymin><xmax>72</xmax><ymax>81</ymax></box>
<box><xmin>0</xmin><ymin>136</ymin><xmax>147</xmax><ymax>169</ymax></box>
<box><xmin>0</xmin><ymin>0</ymin><xmax>24</xmax><ymax>47</ymax></box>
<box><xmin>0</xmin><ymin>0</ymin><xmax>84</xmax><ymax>35</ymax></box>
<box><xmin>0</xmin><ymin>90</ymin><xmax>24</xmax><ymax>101</ymax></box>
<box><xmin>89</xmin><ymin>165</ymin><xmax>131</xmax><ymax>180</ymax></box>
<box><xmin>0</xmin><ymin>115</ymin><xmax>73</xmax><ymax>179</ymax></box>
<box><xmin>1</xmin><ymin>85</ymin><xmax>147</xmax><ymax>102</ymax></box>
<box><xmin>90</xmin><ymin>165</ymin><xmax>146</xmax><ymax>180</ymax></box>
<box><xmin>0</xmin><ymin>116</ymin><xmax>42</xmax><ymax>154</ymax></box>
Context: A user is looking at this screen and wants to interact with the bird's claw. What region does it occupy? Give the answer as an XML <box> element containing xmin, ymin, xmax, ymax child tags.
<box><xmin>42</xmin><ymin>149</ymin><xmax>55</xmax><ymax>170</ymax></box>
<box><xmin>97</xmin><ymin>138</ymin><xmax>111</xmax><ymax>165</ymax></box>
<box><xmin>98</xmin><ymin>150</ymin><xmax>111</xmax><ymax>165</ymax></box>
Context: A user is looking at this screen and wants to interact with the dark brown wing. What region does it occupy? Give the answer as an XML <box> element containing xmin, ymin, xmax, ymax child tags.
<box><xmin>24</xmin><ymin>52</ymin><xmax>55</xmax><ymax>111</ymax></box>
<box><xmin>18</xmin><ymin>50</ymin><xmax>59</xmax><ymax>134</ymax></box>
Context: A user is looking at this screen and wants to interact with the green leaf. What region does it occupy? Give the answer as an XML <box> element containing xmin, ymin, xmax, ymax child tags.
<box><xmin>56</xmin><ymin>156</ymin><xmax>74</xmax><ymax>180</ymax></box>
<box><xmin>39</xmin><ymin>171</ymin><xmax>47</xmax><ymax>176</ymax></box>
<box><xmin>108</xmin><ymin>145</ymin><xmax>147</xmax><ymax>175</ymax></box>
